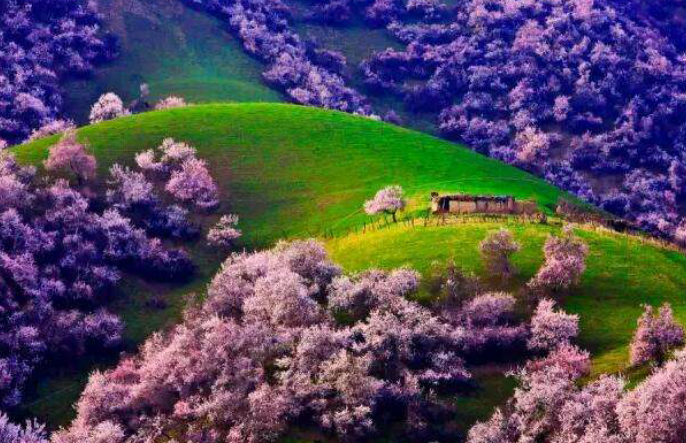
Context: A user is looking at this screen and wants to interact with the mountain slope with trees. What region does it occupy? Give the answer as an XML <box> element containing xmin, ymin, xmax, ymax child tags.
<box><xmin>8</xmin><ymin>104</ymin><xmax>686</xmax><ymax>436</ymax></box>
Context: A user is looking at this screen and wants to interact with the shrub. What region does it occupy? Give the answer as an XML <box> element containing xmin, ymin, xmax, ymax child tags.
<box><xmin>629</xmin><ymin>303</ymin><xmax>685</xmax><ymax>366</ymax></box>
<box><xmin>529</xmin><ymin>227</ymin><xmax>588</xmax><ymax>293</ymax></box>
<box><xmin>479</xmin><ymin>229</ymin><xmax>520</xmax><ymax>280</ymax></box>
<box><xmin>207</xmin><ymin>214</ymin><xmax>242</xmax><ymax>247</ymax></box>
<box><xmin>44</xmin><ymin>131</ymin><xmax>97</xmax><ymax>185</ymax></box>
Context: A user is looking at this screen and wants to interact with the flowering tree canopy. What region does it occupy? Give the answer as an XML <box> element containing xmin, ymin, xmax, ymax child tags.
<box><xmin>55</xmin><ymin>239</ymin><xmax>535</xmax><ymax>443</ymax></box>
<box><xmin>470</xmin><ymin>346</ymin><xmax>686</xmax><ymax>443</ymax></box>
<box><xmin>363</xmin><ymin>185</ymin><xmax>406</xmax><ymax>221</ymax></box>
<box><xmin>629</xmin><ymin>303</ymin><xmax>685</xmax><ymax>366</ymax></box>
<box><xmin>43</xmin><ymin>131</ymin><xmax>97</xmax><ymax>185</ymax></box>
<box><xmin>155</xmin><ymin>96</ymin><xmax>188</xmax><ymax>110</ymax></box>
<box><xmin>207</xmin><ymin>214</ymin><xmax>242</xmax><ymax>247</ymax></box>
<box><xmin>529</xmin><ymin>226</ymin><xmax>589</xmax><ymax>293</ymax></box>
<box><xmin>528</xmin><ymin>299</ymin><xmax>579</xmax><ymax>352</ymax></box>
<box><xmin>89</xmin><ymin>93</ymin><xmax>130</xmax><ymax>124</ymax></box>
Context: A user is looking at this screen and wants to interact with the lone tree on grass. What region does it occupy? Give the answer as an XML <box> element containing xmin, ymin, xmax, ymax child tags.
<box><xmin>528</xmin><ymin>225</ymin><xmax>588</xmax><ymax>294</ymax></box>
<box><xmin>89</xmin><ymin>92</ymin><xmax>130</xmax><ymax>124</ymax></box>
<box><xmin>479</xmin><ymin>228</ymin><xmax>521</xmax><ymax>280</ymax></box>
<box><xmin>629</xmin><ymin>303</ymin><xmax>684</xmax><ymax>367</ymax></box>
<box><xmin>364</xmin><ymin>185</ymin><xmax>406</xmax><ymax>222</ymax></box>
<box><xmin>44</xmin><ymin>131</ymin><xmax>96</xmax><ymax>185</ymax></box>
<box><xmin>527</xmin><ymin>298</ymin><xmax>579</xmax><ymax>352</ymax></box>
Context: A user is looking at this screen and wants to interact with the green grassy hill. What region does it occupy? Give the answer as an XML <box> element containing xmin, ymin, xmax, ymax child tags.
<box><xmin>12</xmin><ymin>103</ymin><xmax>686</xmax><ymax>434</ymax></box>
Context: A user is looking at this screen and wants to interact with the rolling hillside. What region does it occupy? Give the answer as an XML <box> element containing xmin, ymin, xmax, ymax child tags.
<box><xmin>11</xmin><ymin>104</ymin><xmax>686</xmax><ymax>433</ymax></box>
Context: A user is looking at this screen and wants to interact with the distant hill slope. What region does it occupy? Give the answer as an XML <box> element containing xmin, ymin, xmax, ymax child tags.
<box><xmin>61</xmin><ymin>0</ymin><xmax>281</xmax><ymax>123</ymax></box>
<box><xmin>13</xmin><ymin>103</ymin><xmax>685</xmax><ymax>433</ymax></box>
<box><xmin>17</xmin><ymin>103</ymin><xmax>568</xmax><ymax>247</ymax></box>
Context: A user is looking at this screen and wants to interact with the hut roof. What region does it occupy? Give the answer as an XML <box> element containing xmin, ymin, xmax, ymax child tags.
<box><xmin>432</xmin><ymin>193</ymin><xmax>513</xmax><ymax>202</ymax></box>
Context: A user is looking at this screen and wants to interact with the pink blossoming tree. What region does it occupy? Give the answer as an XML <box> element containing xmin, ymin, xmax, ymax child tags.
<box><xmin>364</xmin><ymin>185</ymin><xmax>406</xmax><ymax>222</ymax></box>
<box><xmin>629</xmin><ymin>303</ymin><xmax>684</xmax><ymax>366</ymax></box>
<box><xmin>44</xmin><ymin>131</ymin><xmax>97</xmax><ymax>185</ymax></box>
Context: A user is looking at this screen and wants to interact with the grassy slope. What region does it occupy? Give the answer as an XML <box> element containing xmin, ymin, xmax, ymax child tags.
<box><xmin>12</xmin><ymin>103</ymin><xmax>567</xmax><ymax>428</ymax></box>
<box><xmin>324</xmin><ymin>221</ymin><xmax>686</xmax><ymax>440</ymax></box>
<box><xmin>62</xmin><ymin>0</ymin><xmax>281</xmax><ymax>123</ymax></box>
<box><xmin>326</xmin><ymin>222</ymin><xmax>686</xmax><ymax>375</ymax></box>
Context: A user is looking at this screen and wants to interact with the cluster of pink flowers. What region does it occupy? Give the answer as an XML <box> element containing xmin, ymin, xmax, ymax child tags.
<box><xmin>154</xmin><ymin>96</ymin><xmax>188</xmax><ymax>110</ymax></box>
<box><xmin>207</xmin><ymin>214</ymin><xmax>242</xmax><ymax>247</ymax></box>
<box><xmin>630</xmin><ymin>303</ymin><xmax>685</xmax><ymax>366</ymax></box>
<box><xmin>529</xmin><ymin>226</ymin><xmax>589</xmax><ymax>292</ymax></box>
<box><xmin>136</xmin><ymin>138</ymin><xmax>219</xmax><ymax>210</ymax></box>
<box><xmin>88</xmin><ymin>93</ymin><xmax>130</xmax><ymax>124</ymax></box>
<box><xmin>43</xmin><ymin>131</ymin><xmax>97</xmax><ymax>185</ymax></box>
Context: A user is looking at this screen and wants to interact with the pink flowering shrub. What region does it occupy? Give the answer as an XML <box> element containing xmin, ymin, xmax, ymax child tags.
<box><xmin>529</xmin><ymin>227</ymin><xmax>589</xmax><ymax>293</ymax></box>
<box><xmin>528</xmin><ymin>299</ymin><xmax>579</xmax><ymax>352</ymax></box>
<box><xmin>27</xmin><ymin>120</ymin><xmax>75</xmax><ymax>143</ymax></box>
<box><xmin>166</xmin><ymin>158</ymin><xmax>219</xmax><ymax>210</ymax></box>
<box><xmin>363</xmin><ymin>185</ymin><xmax>406</xmax><ymax>221</ymax></box>
<box><xmin>155</xmin><ymin>96</ymin><xmax>188</xmax><ymax>110</ymax></box>
<box><xmin>207</xmin><ymin>214</ymin><xmax>242</xmax><ymax>247</ymax></box>
<box><xmin>629</xmin><ymin>303</ymin><xmax>685</xmax><ymax>366</ymax></box>
<box><xmin>89</xmin><ymin>93</ymin><xmax>130</xmax><ymax>124</ymax></box>
<box><xmin>135</xmin><ymin>138</ymin><xmax>219</xmax><ymax>210</ymax></box>
<box><xmin>43</xmin><ymin>131</ymin><xmax>97</xmax><ymax>185</ymax></box>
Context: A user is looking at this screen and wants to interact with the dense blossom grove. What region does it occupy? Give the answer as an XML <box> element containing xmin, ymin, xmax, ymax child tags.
<box><xmin>468</xmin><ymin>344</ymin><xmax>686</xmax><ymax>443</ymax></box>
<box><xmin>182</xmin><ymin>0</ymin><xmax>372</xmax><ymax>115</ymax></box>
<box><xmin>54</xmin><ymin>240</ymin><xmax>537</xmax><ymax>443</ymax></box>
<box><xmin>0</xmin><ymin>134</ymin><xmax>225</xmax><ymax>408</ymax></box>
<box><xmin>0</xmin><ymin>0</ymin><xmax>114</xmax><ymax>144</ymax></box>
